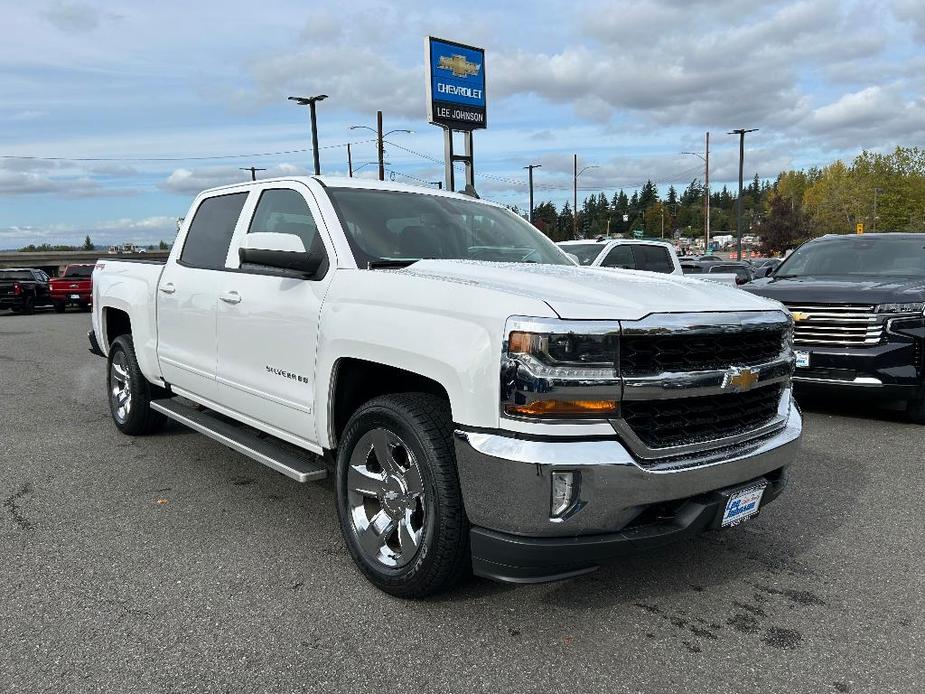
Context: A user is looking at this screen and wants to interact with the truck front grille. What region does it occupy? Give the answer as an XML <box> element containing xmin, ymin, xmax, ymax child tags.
<box><xmin>620</xmin><ymin>329</ymin><xmax>786</xmax><ymax>376</ymax></box>
<box><xmin>784</xmin><ymin>303</ymin><xmax>883</xmax><ymax>347</ymax></box>
<box><xmin>620</xmin><ymin>384</ymin><xmax>784</xmax><ymax>450</ymax></box>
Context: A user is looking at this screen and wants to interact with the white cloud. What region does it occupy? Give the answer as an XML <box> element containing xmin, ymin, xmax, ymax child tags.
<box><xmin>0</xmin><ymin>215</ymin><xmax>178</xmax><ymax>249</ymax></box>
<box><xmin>160</xmin><ymin>162</ymin><xmax>304</xmax><ymax>194</ymax></box>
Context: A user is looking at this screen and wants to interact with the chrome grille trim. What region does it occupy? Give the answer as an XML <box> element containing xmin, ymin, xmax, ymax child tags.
<box><xmin>784</xmin><ymin>302</ymin><xmax>884</xmax><ymax>347</ymax></box>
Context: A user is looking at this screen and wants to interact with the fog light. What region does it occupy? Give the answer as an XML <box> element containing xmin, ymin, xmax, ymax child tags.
<box><xmin>551</xmin><ymin>471</ymin><xmax>578</xmax><ymax>517</ymax></box>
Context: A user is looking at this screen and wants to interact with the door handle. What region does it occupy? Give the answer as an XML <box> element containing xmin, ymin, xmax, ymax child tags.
<box><xmin>219</xmin><ymin>291</ymin><xmax>241</xmax><ymax>305</ymax></box>
<box><xmin>159</xmin><ymin>283</ymin><xmax>176</xmax><ymax>294</ymax></box>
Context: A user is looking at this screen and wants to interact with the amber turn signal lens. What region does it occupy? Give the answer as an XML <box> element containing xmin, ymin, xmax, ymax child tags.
<box><xmin>504</xmin><ymin>399</ymin><xmax>619</xmax><ymax>417</ymax></box>
<box><xmin>508</xmin><ymin>331</ymin><xmax>533</xmax><ymax>354</ymax></box>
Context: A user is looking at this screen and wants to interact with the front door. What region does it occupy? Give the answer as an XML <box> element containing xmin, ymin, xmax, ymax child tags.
<box><xmin>215</xmin><ymin>184</ymin><xmax>333</xmax><ymax>444</ymax></box>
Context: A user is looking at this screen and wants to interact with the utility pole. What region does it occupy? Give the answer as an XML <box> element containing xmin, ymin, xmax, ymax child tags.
<box><xmin>729</xmin><ymin>128</ymin><xmax>758</xmax><ymax>260</ymax></box>
<box><xmin>239</xmin><ymin>167</ymin><xmax>266</xmax><ymax>181</ymax></box>
<box><xmin>704</xmin><ymin>131</ymin><xmax>710</xmax><ymax>251</ymax></box>
<box><xmin>347</xmin><ymin>143</ymin><xmax>353</xmax><ymax>177</ymax></box>
<box><xmin>873</xmin><ymin>187</ymin><xmax>883</xmax><ymax>232</ymax></box>
<box><xmin>573</xmin><ymin>154</ymin><xmax>578</xmax><ymax>238</ymax></box>
<box><xmin>288</xmin><ymin>94</ymin><xmax>328</xmax><ymax>176</ymax></box>
<box><xmin>524</xmin><ymin>163</ymin><xmax>541</xmax><ymax>224</ymax></box>
<box><xmin>377</xmin><ymin>110</ymin><xmax>384</xmax><ymax>182</ymax></box>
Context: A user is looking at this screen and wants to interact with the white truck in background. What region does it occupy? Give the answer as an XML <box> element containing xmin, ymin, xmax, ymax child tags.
<box><xmin>90</xmin><ymin>176</ymin><xmax>801</xmax><ymax>597</ymax></box>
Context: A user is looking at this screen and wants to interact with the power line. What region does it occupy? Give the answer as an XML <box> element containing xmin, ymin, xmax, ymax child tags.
<box><xmin>0</xmin><ymin>138</ymin><xmax>378</xmax><ymax>163</ymax></box>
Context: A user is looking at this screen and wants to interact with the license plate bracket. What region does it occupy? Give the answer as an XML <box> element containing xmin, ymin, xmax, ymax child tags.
<box><xmin>795</xmin><ymin>350</ymin><xmax>810</xmax><ymax>368</ymax></box>
<box><xmin>720</xmin><ymin>483</ymin><xmax>767</xmax><ymax>527</ymax></box>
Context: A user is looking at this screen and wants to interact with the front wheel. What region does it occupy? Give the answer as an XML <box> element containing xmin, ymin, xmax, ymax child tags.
<box><xmin>107</xmin><ymin>335</ymin><xmax>166</xmax><ymax>435</ymax></box>
<box><xmin>335</xmin><ymin>393</ymin><xmax>469</xmax><ymax>598</ymax></box>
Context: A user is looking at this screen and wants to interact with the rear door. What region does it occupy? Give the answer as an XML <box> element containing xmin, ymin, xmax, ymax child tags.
<box><xmin>215</xmin><ymin>183</ymin><xmax>335</xmax><ymax>444</ymax></box>
<box><xmin>156</xmin><ymin>190</ymin><xmax>250</xmax><ymax>402</ymax></box>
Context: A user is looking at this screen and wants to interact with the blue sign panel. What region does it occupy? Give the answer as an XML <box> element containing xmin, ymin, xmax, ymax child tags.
<box><xmin>426</xmin><ymin>37</ymin><xmax>486</xmax><ymax>130</ymax></box>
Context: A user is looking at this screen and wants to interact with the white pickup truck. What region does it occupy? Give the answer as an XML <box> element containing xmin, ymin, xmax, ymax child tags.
<box><xmin>90</xmin><ymin>176</ymin><xmax>801</xmax><ymax>597</ymax></box>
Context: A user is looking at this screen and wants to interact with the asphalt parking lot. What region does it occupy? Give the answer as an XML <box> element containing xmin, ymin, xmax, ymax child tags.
<box><xmin>1</xmin><ymin>311</ymin><xmax>922</xmax><ymax>693</ymax></box>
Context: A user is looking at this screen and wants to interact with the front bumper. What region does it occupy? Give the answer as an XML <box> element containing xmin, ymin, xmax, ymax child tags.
<box><xmin>455</xmin><ymin>400</ymin><xmax>801</xmax><ymax>582</ymax></box>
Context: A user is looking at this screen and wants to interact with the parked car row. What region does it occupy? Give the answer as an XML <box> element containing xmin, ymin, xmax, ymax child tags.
<box><xmin>0</xmin><ymin>264</ymin><xmax>94</xmax><ymax>314</ymax></box>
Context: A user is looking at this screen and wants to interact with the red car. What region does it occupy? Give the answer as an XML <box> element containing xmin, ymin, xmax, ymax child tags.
<box><xmin>49</xmin><ymin>264</ymin><xmax>94</xmax><ymax>312</ymax></box>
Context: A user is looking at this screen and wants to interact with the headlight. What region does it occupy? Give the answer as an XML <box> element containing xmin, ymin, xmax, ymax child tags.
<box><xmin>502</xmin><ymin>317</ymin><xmax>620</xmax><ymax>419</ymax></box>
<box><xmin>876</xmin><ymin>303</ymin><xmax>925</xmax><ymax>315</ymax></box>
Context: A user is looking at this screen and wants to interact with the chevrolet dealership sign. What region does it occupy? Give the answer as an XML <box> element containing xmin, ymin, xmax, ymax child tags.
<box><xmin>426</xmin><ymin>37</ymin><xmax>486</xmax><ymax>130</ymax></box>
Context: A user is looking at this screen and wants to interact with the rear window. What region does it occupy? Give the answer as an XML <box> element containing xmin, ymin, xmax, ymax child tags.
<box><xmin>0</xmin><ymin>270</ymin><xmax>33</xmax><ymax>280</ymax></box>
<box><xmin>681</xmin><ymin>264</ymin><xmax>703</xmax><ymax>274</ymax></box>
<box><xmin>180</xmin><ymin>192</ymin><xmax>248</xmax><ymax>270</ymax></box>
<box><xmin>64</xmin><ymin>266</ymin><xmax>94</xmax><ymax>278</ymax></box>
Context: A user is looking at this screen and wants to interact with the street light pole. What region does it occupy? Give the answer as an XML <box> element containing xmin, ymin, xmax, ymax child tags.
<box><xmin>288</xmin><ymin>94</ymin><xmax>328</xmax><ymax>176</ymax></box>
<box><xmin>682</xmin><ymin>131</ymin><xmax>711</xmax><ymax>251</ymax></box>
<box><xmin>524</xmin><ymin>163</ymin><xmax>541</xmax><ymax>223</ymax></box>
<box><xmin>873</xmin><ymin>187</ymin><xmax>883</xmax><ymax>232</ymax></box>
<box><xmin>573</xmin><ymin>154</ymin><xmax>578</xmax><ymax>238</ymax></box>
<box><xmin>729</xmin><ymin>128</ymin><xmax>758</xmax><ymax>260</ymax></box>
<box><xmin>349</xmin><ymin>117</ymin><xmax>412</xmax><ymax>184</ymax></box>
<box><xmin>347</xmin><ymin>143</ymin><xmax>353</xmax><ymax>177</ymax></box>
<box><xmin>239</xmin><ymin>167</ymin><xmax>266</xmax><ymax>181</ymax></box>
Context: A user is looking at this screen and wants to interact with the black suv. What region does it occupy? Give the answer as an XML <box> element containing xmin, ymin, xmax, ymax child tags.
<box><xmin>0</xmin><ymin>268</ymin><xmax>52</xmax><ymax>314</ymax></box>
<box><xmin>745</xmin><ymin>233</ymin><xmax>925</xmax><ymax>422</ymax></box>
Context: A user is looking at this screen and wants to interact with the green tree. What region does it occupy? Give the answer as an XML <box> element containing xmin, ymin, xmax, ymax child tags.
<box><xmin>82</xmin><ymin>235</ymin><xmax>94</xmax><ymax>251</ymax></box>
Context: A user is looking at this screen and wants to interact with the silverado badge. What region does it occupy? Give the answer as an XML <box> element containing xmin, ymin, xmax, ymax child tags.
<box><xmin>438</xmin><ymin>54</ymin><xmax>481</xmax><ymax>78</ymax></box>
<box><xmin>723</xmin><ymin>367</ymin><xmax>760</xmax><ymax>392</ymax></box>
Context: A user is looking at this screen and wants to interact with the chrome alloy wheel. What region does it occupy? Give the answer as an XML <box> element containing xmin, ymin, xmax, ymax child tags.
<box><xmin>346</xmin><ymin>428</ymin><xmax>426</xmax><ymax>569</ymax></box>
<box><xmin>109</xmin><ymin>350</ymin><xmax>132</xmax><ymax>424</ymax></box>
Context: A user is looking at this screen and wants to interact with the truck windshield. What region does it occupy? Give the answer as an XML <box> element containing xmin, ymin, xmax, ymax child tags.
<box><xmin>777</xmin><ymin>237</ymin><xmax>925</xmax><ymax>277</ymax></box>
<box><xmin>326</xmin><ymin>188</ymin><xmax>572</xmax><ymax>267</ymax></box>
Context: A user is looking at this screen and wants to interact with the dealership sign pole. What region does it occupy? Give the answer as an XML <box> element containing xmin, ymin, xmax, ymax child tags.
<box><xmin>426</xmin><ymin>37</ymin><xmax>486</xmax><ymax>193</ymax></box>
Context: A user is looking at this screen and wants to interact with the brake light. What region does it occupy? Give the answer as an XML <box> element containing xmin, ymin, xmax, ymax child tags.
<box><xmin>12</xmin><ymin>282</ymin><xmax>21</xmax><ymax>296</ymax></box>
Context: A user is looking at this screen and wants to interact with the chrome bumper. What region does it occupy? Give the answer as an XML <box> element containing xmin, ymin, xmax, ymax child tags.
<box><xmin>454</xmin><ymin>397</ymin><xmax>802</xmax><ymax>537</ymax></box>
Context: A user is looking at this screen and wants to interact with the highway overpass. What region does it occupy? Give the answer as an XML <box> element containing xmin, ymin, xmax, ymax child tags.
<box><xmin>0</xmin><ymin>250</ymin><xmax>169</xmax><ymax>275</ymax></box>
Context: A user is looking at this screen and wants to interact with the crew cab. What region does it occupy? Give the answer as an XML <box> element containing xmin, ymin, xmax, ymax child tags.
<box><xmin>558</xmin><ymin>238</ymin><xmax>682</xmax><ymax>274</ymax></box>
<box><xmin>0</xmin><ymin>268</ymin><xmax>52</xmax><ymax>314</ymax></box>
<box><xmin>680</xmin><ymin>260</ymin><xmax>742</xmax><ymax>286</ymax></box>
<box><xmin>746</xmin><ymin>232</ymin><xmax>925</xmax><ymax>422</ymax></box>
<box><xmin>49</xmin><ymin>263</ymin><xmax>94</xmax><ymax>312</ymax></box>
<box><xmin>90</xmin><ymin>176</ymin><xmax>802</xmax><ymax>597</ymax></box>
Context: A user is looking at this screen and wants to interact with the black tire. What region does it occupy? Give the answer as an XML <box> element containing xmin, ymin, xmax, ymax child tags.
<box><xmin>53</xmin><ymin>301</ymin><xmax>66</xmax><ymax>313</ymax></box>
<box><xmin>21</xmin><ymin>296</ymin><xmax>35</xmax><ymax>315</ymax></box>
<box><xmin>107</xmin><ymin>334</ymin><xmax>167</xmax><ymax>435</ymax></box>
<box><xmin>906</xmin><ymin>394</ymin><xmax>925</xmax><ymax>424</ymax></box>
<box><xmin>79</xmin><ymin>302</ymin><xmax>91</xmax><ymax>312</ymax></box>
<box><xmin>335</xmin><ymin>393</ymin><xmax>469</xmax><ymax>598</ymax></box>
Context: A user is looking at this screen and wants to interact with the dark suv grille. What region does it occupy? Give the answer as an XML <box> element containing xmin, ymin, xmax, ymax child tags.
<box><xmin>620</xmin><ymin>329</ymin><xmax>785</xmax><ymax>376</ymax></box>
<box><xmin>620</xmin><ymin>384</ymin><xmax>783</xmax><ymax>450</ymax></box>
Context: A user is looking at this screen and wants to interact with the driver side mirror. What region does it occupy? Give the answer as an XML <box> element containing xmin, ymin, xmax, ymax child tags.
<box><xmin>239</xmin><ymin>232</ymin><xmax>325</xmax><ymax>277</ymax></box>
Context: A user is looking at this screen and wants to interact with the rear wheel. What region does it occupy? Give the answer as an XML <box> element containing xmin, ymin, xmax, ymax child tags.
<box><xmin>21</xmin><ymin>296</ymin><xmax>34</xmax><ymax>315</ymax></box>
<box><xmin>53</xmin><ymin>301</ymin><xmax>66</xmax><ymax>313</ymax></box>
<box><xmin>107</xmin><ymin>335</ymin><xmax>167</xmax><ymax>435</ymax></box>
<box><xmin>335</xmin><ymin>393</ymin><xmax>468</xmax><ymax>598</ymax></box>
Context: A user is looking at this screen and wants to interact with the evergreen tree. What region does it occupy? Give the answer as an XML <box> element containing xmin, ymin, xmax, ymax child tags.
<box><xmin>82</xmin><ymin>235</ymin><xmax>94</xmax><ymax>251</ymax></box>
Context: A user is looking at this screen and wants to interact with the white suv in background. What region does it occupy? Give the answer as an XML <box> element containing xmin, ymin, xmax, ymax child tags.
<box><xmin>558</xmin><ymin>238</ymin><xmax>683</xmax><ymax>275</ymax></box>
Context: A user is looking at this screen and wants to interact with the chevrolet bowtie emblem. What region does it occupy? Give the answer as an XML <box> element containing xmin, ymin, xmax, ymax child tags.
<box><xmin>790</xmin><ymin>311</ymin><xmax>809</xmax><ymax>322</ymax></box>
<box><xmin>724</xmin><ymin>367</ymin><xmax>760</xmax><ymax>392</ymax></box>
<box><xmin>438</xmin><ymin>54</ymin><xmax>481</xmax><ymax>78</ymax></box>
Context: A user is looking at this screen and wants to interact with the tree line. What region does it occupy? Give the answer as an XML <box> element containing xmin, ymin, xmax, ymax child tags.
<box><xmin>530</xmin><ymin>146</ymin><xmax>925</xmax><ymax>256</ymax></box>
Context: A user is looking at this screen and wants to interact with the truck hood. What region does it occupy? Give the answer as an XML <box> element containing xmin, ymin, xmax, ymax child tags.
<box><xmin>745</xmin><ymin>274</ymin><xmax>925</xmax><ymax>305</ymax></box>
<box><xmin>399</xmin><ymin>260</ymin><xmax>780</xmax><ymax>320</ymax></box>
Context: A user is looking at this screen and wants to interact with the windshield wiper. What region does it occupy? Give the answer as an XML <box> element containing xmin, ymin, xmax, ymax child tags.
<box><xmin>367</xmin><ymin>259</ymin><xmax>421</xmax><ymax>270</ymax></box>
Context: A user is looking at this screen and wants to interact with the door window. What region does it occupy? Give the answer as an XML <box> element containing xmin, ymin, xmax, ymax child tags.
<box><xmin>180</xmin><ymin>193</ymin><xmax>248</xmax><ymax>270</ymax></box>
<box><xmin>248</xmin><ymin>188</ymin><xmax>320</xmax><ymax>252</ymax></box>
<box><xmin>600</xmin><ymin>245</ymin><xmax>635</xmax><ymax>269</ymax></box>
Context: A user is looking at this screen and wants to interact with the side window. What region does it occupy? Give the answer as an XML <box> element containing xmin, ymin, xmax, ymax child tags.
<box><xmin>248</xmin><ymin>188</ymin><xmax>320</xmax><ymax>252</ymax></box>
<box><xmin>180</xmin><ymin>192</ymin><xmax>248</xmax><ymax>270</ymax></box>
<box><xmin>631</xmin><ymin>245</ymin><xmax>674</xmax><ymax>273</ymax></box>
<box><xmin>600</xmin><ymin>245</ymin><xmax>635</xmax><ymax>269</ymax></box>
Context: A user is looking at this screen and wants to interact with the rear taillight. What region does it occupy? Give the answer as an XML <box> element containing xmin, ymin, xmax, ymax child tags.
<box><xmin>12</xmin><ymin>282</ymin><xmax>21</xmax><ymax>295</ymax></box>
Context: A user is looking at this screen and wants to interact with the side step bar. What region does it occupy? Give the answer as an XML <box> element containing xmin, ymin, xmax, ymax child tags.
<box><xmin>150</xmin><ymin>399</ymin><xmax>327</xmax><ymax>482</ymax></box>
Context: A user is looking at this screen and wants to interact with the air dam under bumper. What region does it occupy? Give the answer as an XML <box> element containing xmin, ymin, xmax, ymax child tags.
<box><xmin>455</xmin><ymin>402</ymin><xmax>801</xmax><ymax>583</ymax></box>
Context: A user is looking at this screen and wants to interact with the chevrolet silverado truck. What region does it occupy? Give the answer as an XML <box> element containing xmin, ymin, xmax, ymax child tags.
<box><xmin>49</xmin><ymin>263</ymin><xmax>94</xmax><ymax>312</ymax></box>
<box><xmin>90</xmin><ymin>176</ymin><xmax>802</xmax><ymax>597</ymax></box>
<box><xmin>746</xmin><ymin>232</ymin><xmax>925</xmax><ymax>422</ymax></box>
<box><xmin>0</xmin><ymin>268</ymin><xmax>52</xmax><ymax>314</ymax></box>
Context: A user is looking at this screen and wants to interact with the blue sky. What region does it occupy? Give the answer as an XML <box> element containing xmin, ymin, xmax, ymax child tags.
<box><xmin>2</xmin><ymin>0</ymin><xmax>924</xmax><ymax>248</ymax></box>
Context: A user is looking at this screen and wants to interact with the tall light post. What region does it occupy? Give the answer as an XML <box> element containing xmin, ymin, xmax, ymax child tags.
<box><xmin>873</xmin><ymin>187</ymin><xmax>883</xmax><ymax>232</ymax></box>
<box><xmin>288</xmin><ymin>94</ymin><xmax>328</xmax><ymax>176</ymax></box>
<box><xmin>523</xmin><ymin>163</ymin><xmax>542</xmax><ymax>224</ymax></box>
<box><xmin>350</xmin><ymin>115</ymin><xmax>412</xmax><ymax>182</ymax></box>
<box><xmin>573</xmin><ymin>156</ymin><xmax>599</xmax><ymax>238</ymax></box>
<box><xmin>347</xmin><ymin>143</ymin><xmax>353</xmax><ymax>177</ymax></box>
<box><xmin>728</xmin><ymin>128</ymin><xmax>758</xmax><ymax>260</ymax></box>
<box><xmin>682</xmin><ymin>131</ymin><xmax>710</xmax><ymax>251</ymax></box>
<box><xmin>239</xmin><ymin>166</ymin><xmax>266</xmax><ymax>181</ymax></box>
